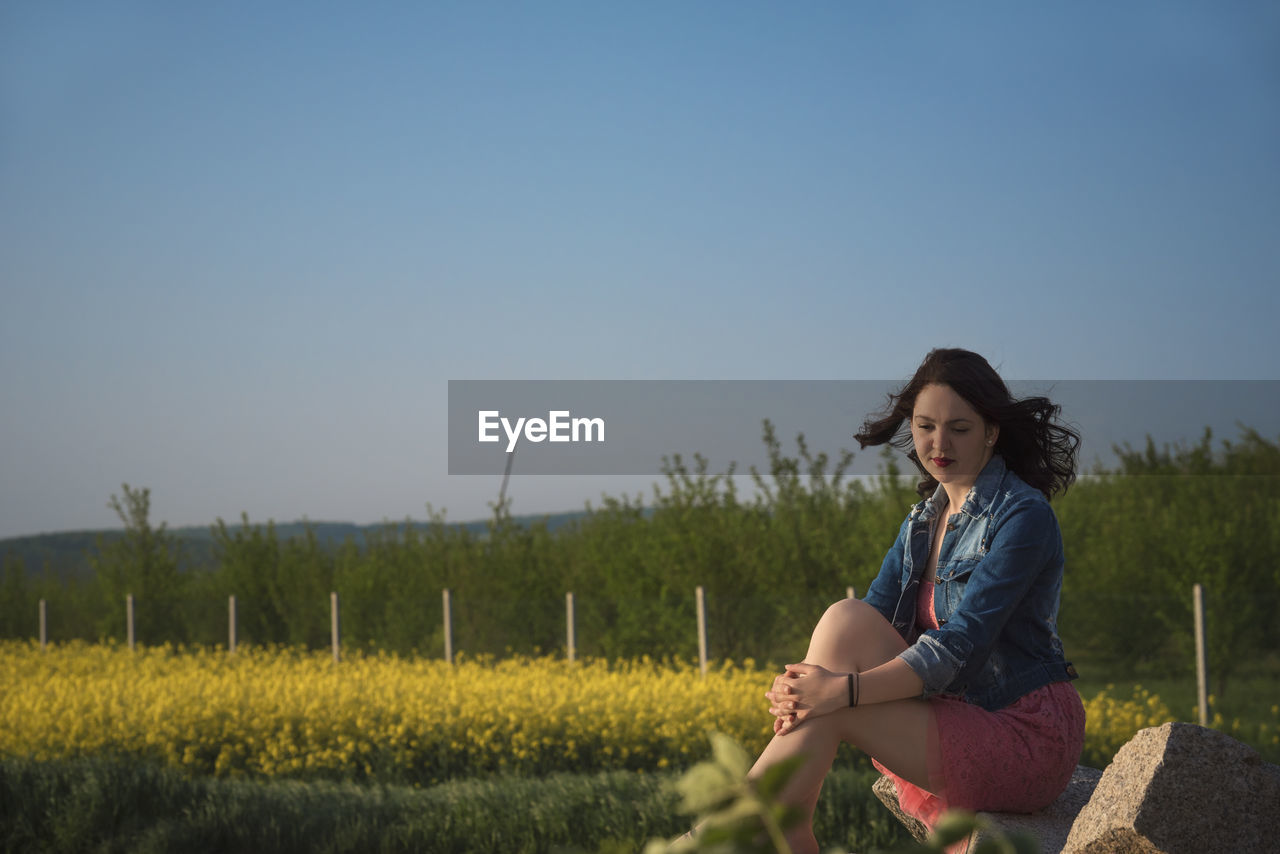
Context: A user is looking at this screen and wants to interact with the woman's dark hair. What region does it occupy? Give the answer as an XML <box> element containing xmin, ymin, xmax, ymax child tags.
<box><xmin>854</xmin><ymin>348</ymin><xmax>1080</xmax><ymax>499</ymax></box>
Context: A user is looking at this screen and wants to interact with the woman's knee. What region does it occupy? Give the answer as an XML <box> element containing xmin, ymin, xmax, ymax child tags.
<box><xmin>814</xmin><ymin>598</ymin><xmax>885</xmax><ymax>642</ymax></box>
<box><xmin>807</xmin><ymin>598</ymin><xmax>905</xmax><ymax>669</ymax></box>
<box><xmin>819</xmin><ymin>596</ymin><xmax>876</xmax><ymax>624</ymax></box>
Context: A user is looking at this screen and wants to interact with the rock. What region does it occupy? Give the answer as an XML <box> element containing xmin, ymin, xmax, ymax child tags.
<box><xmin>973</xmin><ymin>765</ymin><xmax>1102</xmax><ymax>854</ymax></box>
<box><xmin>873</xmin><ymin>766</ymin><xmax>1103</xmax><ymax>854</ymax></box>
<box><xmin>872</xmin><ymin>774</ymin><xmax>930</xmax><ymax>842</ymax></box>
<box><xmin>1062</xmin><ymin>721</ymin><xmax>1280</xmax><ymax>854</ymax></box>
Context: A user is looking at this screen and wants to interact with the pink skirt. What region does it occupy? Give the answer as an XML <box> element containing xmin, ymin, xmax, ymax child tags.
<box><xmin>873</xmin><ymin>680</ymin><xmax>1085</xmax><ymax>830</ymax></box>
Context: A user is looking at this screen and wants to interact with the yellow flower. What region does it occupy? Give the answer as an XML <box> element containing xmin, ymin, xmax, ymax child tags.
<box><xmin>7</xmin><ymin>642</ymin><xmax>1261</xmax><ymax>784</ymax></box>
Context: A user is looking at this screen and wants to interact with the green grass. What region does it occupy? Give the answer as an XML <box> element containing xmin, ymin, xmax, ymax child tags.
<box><xmin>0</xmin><ymin>756</ymin><xmax>910</xmax><ymax>854</ymax></box>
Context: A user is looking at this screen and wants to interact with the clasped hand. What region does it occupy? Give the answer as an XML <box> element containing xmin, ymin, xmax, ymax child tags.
<box><xmin>765</xmin><ymin>662</ymin><xmax>850</xmax><ymax>735</ymax></box>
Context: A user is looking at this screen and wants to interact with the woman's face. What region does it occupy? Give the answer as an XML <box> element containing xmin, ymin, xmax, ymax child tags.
<box><xmin>910</xmin><ymin>383</ymin><xmax>999</xmax><ymax>494</ymax></box>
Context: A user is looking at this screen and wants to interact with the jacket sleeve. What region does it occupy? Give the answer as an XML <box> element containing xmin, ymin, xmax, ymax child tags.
<box><xmin>897</xmin><ymin>498</ymin><xmax>1061</xmax><ymax>697</ymax></box>
<box><xmin>861</xmin><ymin>515</ymin><xmax>911</xmax><ymax>624</ymax></box>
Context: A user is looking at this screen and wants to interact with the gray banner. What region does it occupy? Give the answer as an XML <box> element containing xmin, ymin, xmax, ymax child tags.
<box><xmin>447</xmin><ymin>380</ymin><xmax>1280</xmax><ymax>476</ymax></box>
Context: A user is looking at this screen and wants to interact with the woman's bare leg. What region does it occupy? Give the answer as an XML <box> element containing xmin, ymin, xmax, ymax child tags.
<box><xmin>747</xmin><ymin>599</ymin><xmax>937</xmax><ymax>854</ymax></box>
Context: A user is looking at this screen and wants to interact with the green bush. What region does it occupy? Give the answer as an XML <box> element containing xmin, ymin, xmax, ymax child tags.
<box><xmin>3</xmin><ymin>424</ymin><xmax>1277</xmax><ymax>697</ymax></box>
<box><xmin>0</xmin><ymin>757</ymin><xmax>910</xmax><ymax>854</ymax></box>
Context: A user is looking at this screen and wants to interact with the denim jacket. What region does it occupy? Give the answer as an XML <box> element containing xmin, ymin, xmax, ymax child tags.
<box><xmin>863</xmin><ymin>454</ymin><xmax>1077</xmax><ymax>711</ymax></box>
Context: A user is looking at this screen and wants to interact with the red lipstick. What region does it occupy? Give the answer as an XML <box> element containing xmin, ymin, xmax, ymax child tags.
<box><xmin>932</xmin><ymin>457</ymin><xmax>953</xmax><ymax>468</ymax></box>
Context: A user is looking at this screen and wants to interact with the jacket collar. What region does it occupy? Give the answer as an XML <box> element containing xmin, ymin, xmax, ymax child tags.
<box><xmin>919</xmin><ymin>453</ymin><xmax>1008</xmax><ymax>521</ymax></box>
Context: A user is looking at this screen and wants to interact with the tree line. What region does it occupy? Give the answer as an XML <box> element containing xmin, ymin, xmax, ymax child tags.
<box><xmin>2</xmin><ymin>422</ymin><xmax>1277</xmax><ymax>694</ymax></box>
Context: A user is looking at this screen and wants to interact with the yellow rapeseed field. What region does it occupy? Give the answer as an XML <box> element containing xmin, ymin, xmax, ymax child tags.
<box><xmin>0</xmin><ymin>641</ymin><xmax>1186</xmax><ymax>785</ymax></box>
<box><xmin>1</xmin><ymin>641</ymin><xmax>774</xmax><ymax>783</ymax></box>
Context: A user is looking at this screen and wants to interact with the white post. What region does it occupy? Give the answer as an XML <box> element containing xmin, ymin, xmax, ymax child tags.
<box><xmin>566</xmin><ymin>591</ymin><xmax>576</xmax><ymax>662</ymax></box>
<box><xmin>126</xmin><ymin>594</ymin><xmax>135</xmax><ymax>650</ymax></box>
<box><xmin>1194</xmin><ymin>583</ymin><xmax>1209</xmax><ymax>727</ymax></box>
<box><xmin>696</xmin><ymin>585</ymin><xmax>708</xmax><ymax>678</ymax></box>
<box><xmin>39</xmin><ymin>599</ymin><xmax>47</xmax><ymax>651</ymax></box>
<box><xmin>228</xmin><ymin>595</ymin><xmax>237</xmax><ymax>655</ymax></box>
<box><xmin>443</xmin><ymin>588</ymin><xmax>453</xmax><ymax>664</ymax></box>
<box><xmin>846</xmin><ymin>586</ymin><xmax>856</xmax><ymax>600</ymax></box>
<box><xmin>330</xmin><ymin>591</ymin><xmax>340</xmax><ymax>665</ymax></box>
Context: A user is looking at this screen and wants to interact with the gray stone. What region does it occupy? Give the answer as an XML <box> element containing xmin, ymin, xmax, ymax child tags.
<box><xmin>872</xmin><ymin>774</ymin><xmax>930</xmax><ymax>842</ymax></box>
<box><xmin>1062</xmin><ymin>721</ymin><xmax>1280</xmax><ymax>854</ymax></box>
<box><xmin>974</xmin><ymin>765</ymin><xmax>1103</xmax><ymax>854</ymax></box>
<box><xmin>873</xmin><ymin>765</ymin><xmax>1103</xmax><ymax>854</ymax></box>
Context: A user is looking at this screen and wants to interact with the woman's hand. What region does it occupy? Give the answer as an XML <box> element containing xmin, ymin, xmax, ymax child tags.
<box><xmin>765</xmin><ymin>662</ymin><xmax>851</xmax><ymax>734</ymax></box>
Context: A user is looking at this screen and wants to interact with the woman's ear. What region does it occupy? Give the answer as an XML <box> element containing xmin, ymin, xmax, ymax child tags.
<box><xmin>986</xmin><ymin>424</ymin><xmax>999</xmax><ymax>447</ymax></box>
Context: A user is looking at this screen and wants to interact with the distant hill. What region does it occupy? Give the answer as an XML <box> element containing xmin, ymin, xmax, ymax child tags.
<box><xmin>0</xmin><ymin>510</ymin><xmax>591</xmax><ymax>582</ymax></box>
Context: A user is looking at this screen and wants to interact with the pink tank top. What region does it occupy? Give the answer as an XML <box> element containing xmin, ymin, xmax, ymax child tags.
<box><xmin>917</xmin><ymin>580</ymin><xmax>939</xmax><ymax>630</ymax></box>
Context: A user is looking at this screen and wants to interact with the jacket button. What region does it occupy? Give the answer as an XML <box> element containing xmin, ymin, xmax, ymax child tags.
<box><xmin>946</xmin><ymin>523</ymin><xmax>956</xmax><ymax>531</ymax></box>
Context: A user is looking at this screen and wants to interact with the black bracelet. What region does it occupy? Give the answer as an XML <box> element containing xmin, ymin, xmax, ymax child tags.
<box><xmin>847</xmin><ymin>671</ymin><xmax>859</xmax><ymax>707</ymax></box>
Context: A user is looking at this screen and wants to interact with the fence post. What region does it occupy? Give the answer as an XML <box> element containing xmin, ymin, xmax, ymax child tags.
<box><xmin>126</xmin><ymin>594</ymin><xmax>135</xmax><ymax>651</ymax></box>
<box><xmin>330</xmin><ymin>592</ymin><xmax>340</xmax><ymax>665</ymax></box>
<box><xmin>1193</xmin><ymin>583</ymin><xmax>1209</xmax><ymax>727</ymax></box>
<box><xmin>846</xmin><ymin>586</ymin><xmax>856</xmax><ymax>600</ymax></box>
<box><xmin>443</xmin><ymin>588</ymin><xmax>453</xmax><ymax>665</ymax></box>
<box><xmin>39</xmin><ymin>599</ymin><xmax>47</xmax><ymax>651</ymax></box>
<box><xmin>228</xmin><ymin>595</ymin><xmax>237</xmax><ymax>655</ymax></box>
<box><xmin>696</xmin><ymin>585</ymin><xmax>708</xmax><ymax>677</ymax></box>
<box><xmin>566</xmin><ymin>591</ymin><xmax>576</xmax><ymax>663</ymax></box>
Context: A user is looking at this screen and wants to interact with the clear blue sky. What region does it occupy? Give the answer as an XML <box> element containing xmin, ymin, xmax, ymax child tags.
<box><xmin>2</xmin><ymin>2</ymin><xmax>1278</xmax><ymax>539</ymax></box>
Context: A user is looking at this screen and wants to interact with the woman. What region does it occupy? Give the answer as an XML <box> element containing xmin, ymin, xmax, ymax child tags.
<box><xmin>754</xmin><ymin>348</ymin><xmax>1084</xmax><ymax>854</ymax></box>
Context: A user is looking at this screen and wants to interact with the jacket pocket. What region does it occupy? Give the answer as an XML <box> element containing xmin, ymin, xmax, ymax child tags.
<box><xmin>937</xmin><ymin>557</ymin><xmax>981</xmax><ymax>615</ymax></box>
